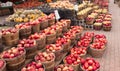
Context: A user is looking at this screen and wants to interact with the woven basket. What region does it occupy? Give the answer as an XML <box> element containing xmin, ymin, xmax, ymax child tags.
<box><xmin>62</xmin><ymin>40</ymin><xmax>71</xmax><ymax>52</ymax></box>
<box><xmin>31</xmin><ymin>24</ymin><xmax>40</xmax><ymax>33</ymax></box>
<box><xmin>63</xmin><ymin>58</ymin><xmax>80</xmax><ymax>71</ymax></box>
<box><xmin>70</xmin><ymin>35</ymin><xmax>76</xmax><ymax>45</ymax></box>
<box><xmin>40</xmin><ymin>20</ymin><xmax>49</xmax><ymax>30</ymax></box>
<box><xmin>3</xmin><ymin>38</ymin><xmax>19</xmax><ymax>46</ymax></box>
<box><xmin>80</xmin><ymin>65</ymin><xmax>100</xmax><ymax>71</ymax></box>
<box><xmin>25</xmin><ymin>45</ymin><xmax>37</xmax><ymax>58</ymax></box>
<box><xmin>35</xmin><ymin>53</ymin><xmax>55</xmax><ymax>68</ymax></box>
<box><xmin>103</xmin><ymin>26</ymin><xmax>111</xmax><ymax>31</ymax></box>
<box><xmin>46</xmin><ymin>32</ymin><xmax>56</xmax><ymax>44</ymax></box>
<box><xmin>94</xmin><ymin>25</ymin><xmax>102</xmax><ymax>30</ymax></box>
<box><xmin>0</xmin><ymin>59</ymin><xmax>6</xmax><ymax>71</ymax></box>
<box><xmin>62</xmin><ymin>25</ymin><xmax>68</xmax><ymax>33</ymax></box>
<box><xmin>2</xmin><ymin>49</ymin><xmax>26</xmax><ymax>66</ymax></box>
<box><xmin>19</xmin><ymin>26</ymin><xmax>31</xmax><ymax>38</ymax></box>
<box><xmin>86</xmin><ymin>20</ymin><xmax>95</xmax><ymax>25</ymax></box>
<box><xmin>36</xmin><ymin>36</ymin><xmax>46</xmax><ymax>50</ymax></box>
<box><xmin>7</xmin><ymin>59</ymin><xmax>25</xmax><ymax>71</ymax></box>
<box><xmin>48</xmin><ymin>18</ymin><xmax>55</xmax><ymax>26</ymax></box>
<box><xmin>2</xmin><ymin>31</ymin><xmax>19</xmax><ymax>42</ymax></box>
<box><xmin>89</xmin><ymin>46</ymin><xmax>106</xmax><ymax>58</ymax></box>
<box><xmin>56</xmin><ymin>29</ymin><xmax>62</xmax><ymax>37</ymax></box>
<box><xmin>45</xmin><ymin>62</ymin><xmax>55</xmax><ymax>71</ymax></box>
<box><xmin>75</xmin><ymin>32</ymin><xmax>81</xmax><ymax>40</ymax></box>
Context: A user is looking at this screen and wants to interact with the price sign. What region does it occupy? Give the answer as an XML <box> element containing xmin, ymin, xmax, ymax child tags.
<box><xmin>54</xmin><ymin>10</ymin><xmax>60</xmax><ymax>20</ymax></box>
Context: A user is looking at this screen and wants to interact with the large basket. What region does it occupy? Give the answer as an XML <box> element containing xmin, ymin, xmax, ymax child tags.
<box><xmin>31</xmin><ymin>24</ymin><xmax>40</xmax><ymax>33</ymax></box>
<box><xmin>2</xmin><ymin>31</ymin><xmax>19</xmax><ymax>42</ymax></box>
<box><xmin>103</xmin><ymin>26</ymin><xmax>111</xmax><ymax>31</ymax></box>
<box><xmin>48</xmin><ymin>18</ymin><xmax>55</xmax><ymax>26</ymax></box>
<box><xmin>62</xmin><ymin>25</ymin><xmax>68</xmax><ymax>33</ymax></box>
<box><xmin>94</xmin><ymin>25</ymin><xmax>102</xmax><ymax>30</ymax></box>
<box><xmin>45</xmin><ymin>62</ymin><xmax>55</xmax><ymax>71</ymax></box>
<box><xmin>0</xmin><ymin>59</ymin><xmax>6</xmax><ymax>71</ymax></box>
<box><xmin>63</xmin><ymin>57</ymin><xmax>80</xmax><ymax>71</ymax></box>
<box><xmin>40</xmin><ymin>20</ymin><xmax>49</xmax><ymax>30</ymax></box>
<box><xmin>3</xmin><ymin>38</ymin><xmax>19</xmax><ymax>46</ymax></box>
<box><xmin>25</xmin><ymin>45</ymin><xmax>37</xmax><ymax>58</ymax></box>
<box><xmin>80</xmin><ymin>65</ymin><xmax>100</xmax><ymax>71</ymax></box>
<box><xmin>62</xmin><ymin>40</ymin><xmax>71</xmax><ymax>52</ymax></box>
<box><xmin>36</xmin><ymin>36</ymin><xmax>46</xmax><ymax>50</ymax></box>
<box><xmin>46</xmin><ymin>32</ymin><xmax>56</xmax><ymax>44</ymax></box>
<box><xmin>89</xmin><ymin>46</ymin><xmax>106</xmax><ymax>58</ymax></box>
<box><xmin>19</xmin><ymin>26</ymin><xmax>31</xmax><ymax>39</ymax></box>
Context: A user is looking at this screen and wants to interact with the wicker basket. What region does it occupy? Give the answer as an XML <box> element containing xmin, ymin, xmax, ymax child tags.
<box><xmin>25</xmin><ymin>45</ymin><xmax>37</xmax><ymax>58</ymax></box>
<box><xmin>2</xmin><ymin>31</ymin><xmax>19</xmax><ymax>42</ymax></box>
<box><xmin>0</xmin><ymin>59</ymin><xmax>6</xmax><ymax>71</ymax></box>
<box><xmin>94</xmin><ymin>25</ymin><xmax>102</xmax><ymax>30</ymax></box>
<box><xmin>45</xmin><ymin>62</ymin><xmax>55</xmax><ymax>71</ymax></box>
<box><xmin>40</xmin><ymin>20</ymin><xmax>49</xmax><ymax>30</ymax></box>
<box><xmin>35</xmin><ymin>53</ymin><xmax>55</xmax><ymax>68</ymax></box>
<box><xmin>48</xmin><ymin>18</ymin><xmax>55</xmax><ymax>26</ymax></box>
<box><xmin>46</xmin><ymin>32</ymin><xmax>56</xmax><ymax>44</ymax></box>
<box><xmin>62</xmin><ymin>25</ymin><xmax>68</xmax><ymax>33</ymax></box>
<box><xmin>89</xmin><ymin>46</ymin><xmax>106</xmax><ymax>58</ymax></box>
<box><xmin>75</xmin><ymin>32</ymin><xmax>81</xmax><ymax>40</ymax></box>
<box><xmin>31</xmin><ymin>24</ymin><xmax>40</xmax><ymax>33</ymax></box>
<box><xmin>7</xmin><ymin>59</ymin><xmax>25</xmax><ymax>71</ymax></box>
<box><xmin>2</xmin><ymin>49</ymin><xmax>26</xmax><ymax>66</ymax></box>
<box><xmin>62</xmin><ymin>40</ymin><xmax>71</xmax><ymax>52</ymax></box>
<box><xmin>80</xmin><ymin>65</ymin><xmax>99</xmax><ymax>71</ymax></box>
<box><xmin>103</xmin><ymin>26</ymin><xmax>111</xmax><ymax>31</ymax></box>
<box><xmin>56</xmin><ymin>28</ymin><xmax>62</xmax><ymax>37</ymax></box>
<box><xmin>36</xmin><ymin>36</ymin><xmax>46</xmax><ymax>50</ymax></box>
<box><xmin>19</xmin><ymin>26</ymin><xmax>31</xmax><ymax>39</ymax></box>
<box><xmin>3</xmin><ymin>38</ymin><xmax>19</xmax><ymax>46</ymax></box>
<box><xmin>86</xmin><ymin>20</ymin><xmax>95</xmax><ymax>25</ymax></box>
<box><xmin>63</xmin><ymin>58</ymin><xmax>80</xmax><ymax>71</ymax></box>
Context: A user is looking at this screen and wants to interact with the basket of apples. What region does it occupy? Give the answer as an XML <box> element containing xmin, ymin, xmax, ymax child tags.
<box><xmin>86</xmin><ymin>15</ymin><xmax>95</xmax><ymax>25</ymax></box>
<box><xmin>29</xmin><ymin>20</ymin><xmax>40</xmax><ymax>33</ymax></box>
<box><xmin>104</xmin><ymin>14</ymin><xmax>112</xmax><ymax>21</ymax></box>
<box><xmin>15</xmin><ymin>23</ymin><xmax>31</xmax><ymax>39</ymax></box>
<box><xmin>50</xmin><ymin>25</ymin><xmax>63</xmax><ymax>37</ymax></box>
<box><xmin>21</xmin><ymin>61</ymin><xmax>45</xmax><ymax>71</ymax></box>
<box><xmin>17</xmin><ymin>39</ymin><xmax>37</xmax><ymax>58</ymax></box>
<box><xmin>56</xmin><ymin>37</ymin><xmax>71</xmax><ymax>52</ymax></box>
<box><xmin>1</xmin><ymin>47</ymin><xmax>26</xmax><ymax>70</ymax></box>
<box><xmin>34</xmin><ymin>52</ymin><xmax>55</xmax><ymax>68</ymax></box>
<box><xmin>89</xmin><ymin>42</ymin><xmax>106</xmax><ymax>58</ymax></box>
<box><xmin>80</xmin><ymin>58</ymin><xmax>100</xmax><ymax>71</ymax></box>
<box><xmin>63</xmin><ymin>32</ymin><xmax>76</xmax><ymax>45</ymax></box>
<box><xmin>38</xmin><ymin>16</ymin><xmax>48</xmax><ymax>30</ymax></box>
<box><xmin>103</xmin><ymin>21</ymin><xmax>112</xmax><ymax>31</ymax></box>
<box><xmin>63</xmin><ymin>54</ymin><xmax>83</xmax><ymax>71</ymax></box>
<box><xmin>46</xmin><ymin>44</ymin><xmax>63</xmax><ymax>61</ymax></box>
<box><xmin>60</xmin><ymin>19</ymin><xmax>71</xmax><ymax>28</ymax></box>
<box><xmin>54</xmin><ymin>64</ymin><xmax>74</xmax><ymax>71</ymax></box>
<box><xmin>57</xmin><ymin>22</ymin><xmax>68</xmax><ymax>33</ymax></box>
<box><xmin>71</xmin><ymin>47</ymin><xmax>87</xmax><ymax>57</ymax></box>
<box><xmin>47</xmin><ymin>13</ymin><xmax>55</xmax><ymax>26</ymax></box>
<box><xmin>0</xmin><ymin>59</ymin><xmax>6</xmax><ymax>71</ymax></box>
<box><xmin>1</xmin><ymin>28</ymin><xmax>19</xmax><ymax>46</ymax></box>
<box><xmin>70</xmin><ymin>26</ymin><xmax>83</xmax><ymax>40</ymax></box>
<box><xmin>29</xmin><ymin>33</ymin><xmax>46</xmax><ymax>50</ymax></box>
<box><xmin>42</xmin><ymin>28</ymin><xmax>56</xmax><ymax>44</ymax></box>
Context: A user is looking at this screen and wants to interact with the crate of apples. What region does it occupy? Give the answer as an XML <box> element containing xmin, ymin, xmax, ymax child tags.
<box><xmin>81</xmin><ymin>58</ymin><xmax>100</xmax><ymax>71</ymax></box>
<box><xmin>21</xmin><ymin>61</ymin><xmax>44</xmax><ymax>71</ymax></box>
<box><xmin>54</xmin><ymin>64</ymin><xmax>74</xmax><ymax>71</ymax></box>
<box><xmin>35</xmin><ymin>52</ymin><xmax>55</xmax><ymax>67</ymax></box>
<box><xmin>29</xmin><ymin>33</ymin><xmax>46</xmax><ymax>50</ymax></box>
